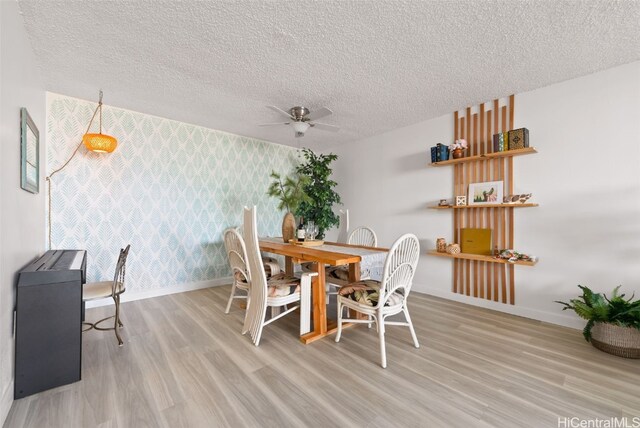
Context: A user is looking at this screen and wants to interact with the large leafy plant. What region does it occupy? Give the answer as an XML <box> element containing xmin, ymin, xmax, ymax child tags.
<box><xmin>266</xmin><ymin>171</ymin><xmax>311</xmax><ymax>213</ymax></box>
<box><xmin>295</xmin><ymin>148</ymin><xmax>342</xmax><ymax>239</ymax></box>
<box><xmin>556</xmin><ymin>285</ymin><xmax>640</xmax><ymax>341</ymax></box>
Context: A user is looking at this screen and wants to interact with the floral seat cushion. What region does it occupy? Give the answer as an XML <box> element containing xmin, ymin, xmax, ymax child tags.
<box><xmin>234</xmin><ymin>259</ymin><xmax>281</xmax><ymax>283</ymax></box>
<box><xmin>338</xmin><ymin>280</ymin><xmax>404</xmax><ymax>307</ymax></box>
<box><xmin>266</xmin><ymin>273</ymin><xmax>300</xmax><ymax>297</ymax></box>
<box><xmin>327</xmin><ymin>265</ymin><xmax>370</xmax><ymax>282</ymax></box>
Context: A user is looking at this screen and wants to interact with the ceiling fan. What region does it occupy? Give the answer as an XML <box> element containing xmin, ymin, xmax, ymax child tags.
<box><xmin>259</xmin><ymin>106</ymin><xmax>340</xmax><ymax>138</ymax></box>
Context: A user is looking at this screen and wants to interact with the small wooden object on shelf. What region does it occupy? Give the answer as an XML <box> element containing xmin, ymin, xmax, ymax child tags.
<box><xmin>445</xmin><ymin>243</ymin><xmax>460</xmax><ymax>254</ymax></box>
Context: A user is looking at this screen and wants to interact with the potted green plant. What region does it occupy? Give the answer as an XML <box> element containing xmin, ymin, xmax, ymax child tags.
<box><xmin>556</xmin><ymin>285</ymin><xmax>640</xmax><ymax>358</ymax></box>
<box><xmin>267</xmin><ymin>171</ymin><xmax>310</xmax><ymax>243</ymax></box>
<box><xmin>295</xmin><ymin>148</ymin><xmax>342</xmax><ymax>240</ymax></box>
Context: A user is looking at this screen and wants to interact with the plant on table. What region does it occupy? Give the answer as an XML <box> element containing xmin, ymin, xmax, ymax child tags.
<box><xmin>295</xmin><ymin>148</ymin><xmax>342</xmax><ymax>240</ymax></box>
<box><xmin>267</xmin><ymin>171</ymin><xmax>310</xmax><ymax>213</ymax></box>
<box><xmin>267</xmin><ymin>171</ymin><xmax>310</xmax><ymax>242</ymax></box>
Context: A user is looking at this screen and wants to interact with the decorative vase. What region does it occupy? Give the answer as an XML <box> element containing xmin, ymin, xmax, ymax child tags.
<box><xmin>452</xmin><ymin>149</ymin><xmax>464</xmax><ymax>159</ymax></box>
<box><xmin>282</xmin><ymin>212</ymin><xmax>296</xmax><ymax>243</ymax></box>
<box><xmin>436</xmin><ymin>238</ymin><xmax>446</xmax><ymax>253</ymax></box>
<box><xmin>590</xmin><ymin>322</ymin><xmax>640</xmax><ymax>359</ymax></box>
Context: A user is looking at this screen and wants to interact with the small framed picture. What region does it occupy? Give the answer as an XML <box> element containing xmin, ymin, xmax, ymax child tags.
<box><xmin>468</xmin><ymin>180</ymin><xmax>503</xmax><ymax>205</ymax></box>
<box><xmin>455</xmin><ymin>195</ymin><xmax>467</xmax><ymax>206</ymax></box>
<box><xmin>20</xmin><ymin>108</ymin><xmax>39</xmax><ymax>194</ymax></box>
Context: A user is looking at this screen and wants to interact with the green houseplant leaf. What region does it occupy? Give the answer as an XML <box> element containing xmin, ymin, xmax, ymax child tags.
<box><xmin>295</xmin><ymin>148</ymin><xmax>342</xmax><ymax>239</ymax></box>
<box><xmin>266</xmin><ymin>171</ymin><xmax>311</xmax><ymax>214</ymax></box>
<box><xmin>556</xmin><ymin>285</ymin><xmax>640</xmax><ymax>341</ymax></box>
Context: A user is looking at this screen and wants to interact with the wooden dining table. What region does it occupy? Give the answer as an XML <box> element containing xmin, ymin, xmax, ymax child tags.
<box><xmin>259</xmin><ymin>238</ymin><xmax>388</xmax><ymax>344</ymax></box>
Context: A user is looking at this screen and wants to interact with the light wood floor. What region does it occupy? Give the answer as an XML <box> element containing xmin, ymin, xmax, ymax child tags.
<box><xmin>4</xmin><ymin>286</ymin><xmax>640</xmax><ymax>428</ymax></box>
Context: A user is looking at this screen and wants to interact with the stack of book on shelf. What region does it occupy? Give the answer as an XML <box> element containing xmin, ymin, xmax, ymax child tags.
<box><xmin>430</xmin><ymin>143</ymin><xmax>449</xmax><ymax>162</ymax></box>
<box><xmin>492</xmin><ymin>127</ymin><xmax>530</xmax><ymax>152</ymax></box>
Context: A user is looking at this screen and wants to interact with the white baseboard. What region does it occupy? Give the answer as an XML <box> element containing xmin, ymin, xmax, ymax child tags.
<box><xmin>0</xmin><ymin>380</ymin><xmax>13</xmax><ymax>427</ymax></box>
<box><xmin>85</xmin><ymin>278</ymin><xmax>583</xmax><ymax>330</ymax></box>
<box><xmin>414</xmin><ymin>284</ymin><xmax>583</xmax><ymax>330</ymax></box>
<box><xmin>85</xmin><ymin>277</ymin><xmax>232</xmax><ymax>309</ymax></box>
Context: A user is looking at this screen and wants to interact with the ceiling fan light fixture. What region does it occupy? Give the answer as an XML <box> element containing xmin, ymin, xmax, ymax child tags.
<box><xmin>291</xmin><ymin>121</ymin><xmax>310</xmax><ymax>134</ymax></box>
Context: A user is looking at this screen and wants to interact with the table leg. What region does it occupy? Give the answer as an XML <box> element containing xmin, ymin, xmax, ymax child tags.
<box><xmin>348</xmin><ymin>262</ymin><xmax>361</xmax><ymax>282</ymax></box>
<box><xmin>285</xmin><ymin>256</ymin><xmax>294</xmax><ymax>276</ymax></box>
<box><xmin>300</xmin><ymin>261</ymin><xmax>327</xmax><ymax>344</ymax></box>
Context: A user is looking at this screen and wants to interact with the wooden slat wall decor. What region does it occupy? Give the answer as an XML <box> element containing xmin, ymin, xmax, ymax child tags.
<box><xmin>452</xmin><ymin>95</ymin><xmax>517</xmax><ymax>304</ymax></box>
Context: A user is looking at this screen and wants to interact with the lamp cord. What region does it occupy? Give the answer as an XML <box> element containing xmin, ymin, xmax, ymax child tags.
<box><xmin>46</xmin><ymin>101</ymin><xmax>101</xmax><ymax>249</ymax></box>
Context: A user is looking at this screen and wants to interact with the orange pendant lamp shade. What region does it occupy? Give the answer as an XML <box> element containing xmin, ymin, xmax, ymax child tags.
<box><xmin>83</xmin><ymin>133</ymin><xmax>117</xmax><ymax>153</ymax></box>
<box><xmin>82</xmin><ymin>90</ymin><xmax>118</xmax><ymax>153</ymax></box>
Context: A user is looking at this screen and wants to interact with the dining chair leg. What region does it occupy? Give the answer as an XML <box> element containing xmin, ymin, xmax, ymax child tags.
<box><xmin>271</xmin><ymin>306</ymin><xmax>281</xmax><ymax>318</ymax></box>
<box><xmin>243</xmin><ymin>296</ymin><xmax>251</xmax><ymax>326</ymax></box>
<box><xmin>225</xmin><ymin>283</ymin><xmax>238</xmax><ymax>314</ymax></box>
<box><xmin>335</xmin><ymin>299</ymin><xmax>343</xmax><ymax>342</ymax></box>
<box><xmin>114</xmin><ymin>296</ymin><xmax>123</xmax><ymax>346</ymax></box>
<box><xmin>378</xmin><ymin>311</ymin><xmax>386</xmax><ymax>368</ymax></box>
<box><xmin>367</xmin><ymin>315</ymin><xmax>372</xmax><ymax>329</ymax></box>
<box><xmin>254</xmin><ymin>323</ymin><xmax>264</xmax><ymax>347</ymax></box>
<box><xmin>117</xmin><ymin>295</ymin><xmax>123</xmax><ymax>327</ymax></box>
<box><xmin>404</xmin><ymin>307</ymin><xmax>420</xmax><ymax>348</ymax></box>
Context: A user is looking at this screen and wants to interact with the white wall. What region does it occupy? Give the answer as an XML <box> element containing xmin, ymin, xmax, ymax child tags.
<box><xmin>0</xmin><ymin>0</ymin><xmax>46</xmax><ymax>423</ymax></box>
<box><xmin>327</xmin><ymin>61</ymin><xmax>640</xmax><ymax>329</ymax></box>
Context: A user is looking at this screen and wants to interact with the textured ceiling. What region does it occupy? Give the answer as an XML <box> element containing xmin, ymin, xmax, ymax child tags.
<box><xmin>18</xmin><ymin>0</ymin><xmax>640</xmax><ymax>149</ymax></box>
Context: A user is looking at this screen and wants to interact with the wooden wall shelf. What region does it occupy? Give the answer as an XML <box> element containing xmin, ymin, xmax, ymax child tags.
<box><xmin>428</xmin><ymin>250</ymin><xmax>537</xmax><ymax>266</ymax></box>
<box><xmin>429</xmin><ymin>147</ymin><xmax>537</xmax><ymax>167</ymax></box>
<box><xmin>430</xmin><ymin>203</ymin><xmax>538</xmax><ymax>210</ymax></box>
<box><xmin>426</xmin><ymin>95</ymin><xmax>538</xmax><ymax>305</ymax></box>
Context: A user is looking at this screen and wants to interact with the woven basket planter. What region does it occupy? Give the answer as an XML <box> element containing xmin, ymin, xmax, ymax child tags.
<box><xmin>590</xmin><ymin>322</ymin><xmax>640</xmax><ymax>359</ymax></box>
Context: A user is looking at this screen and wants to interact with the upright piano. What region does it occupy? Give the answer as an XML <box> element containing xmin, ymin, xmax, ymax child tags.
<box><xmin>15</xmin><ymin>249</ymin><xmax>86</xmax><ymax>399</ymax></box>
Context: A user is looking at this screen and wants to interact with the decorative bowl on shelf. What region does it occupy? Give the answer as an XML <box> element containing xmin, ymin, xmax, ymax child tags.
<box><xmin>445</xmin><ymin>243</ymin><xmax>460</xmax><ymax>254</ymax></box>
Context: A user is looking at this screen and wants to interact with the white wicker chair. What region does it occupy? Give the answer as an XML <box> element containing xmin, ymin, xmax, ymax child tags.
<box><xmin>335</xmin><ymin>233</ymin><xmax>420</xmax><ymax>368</ymax></box>
<box><xmin>347</xmin><ymin>226</ymin><xmax>378</xmax><ymax>247</ymax></box>
<box><xmin>325</xmin><ymin>225</ymin><xmax>379</xmax><ymax>289</ymax></box>
<box><xmin>223</xmin><ymin>227</ymin><xmax>281</xmax><ymax>314</ymax></box>
<box><xmin>223</xmin><ymin>228</ymin><xmax>251</xmax><ymax>314</ymax></box>
<box><xmin>242</xmin><ymin>206</ymin><xmax>315</xmax><ymax>346</ymax></box>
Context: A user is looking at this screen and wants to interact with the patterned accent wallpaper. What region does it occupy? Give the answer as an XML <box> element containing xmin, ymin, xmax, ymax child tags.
<box><xmin>47</xmin><ymin>93</ymin><xmax>298</xmax><ymax>291</ymax></box>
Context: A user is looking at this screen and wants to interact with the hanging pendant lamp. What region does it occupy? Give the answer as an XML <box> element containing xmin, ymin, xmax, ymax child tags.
<box><xmin>46</xmin><ymin>90</ymin><xmax>119</xmax><ymax>249</ymax></box>
<box><xmin>83</xmin><ymin>90</ymin><xmax>117</xmax><ymax>153</ymax></box>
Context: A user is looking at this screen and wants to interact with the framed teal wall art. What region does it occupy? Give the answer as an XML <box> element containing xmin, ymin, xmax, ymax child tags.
<box><xmin>21</xmin><ymin>107</ymin><xmax>39</xmax><ymax>194</ymax></box>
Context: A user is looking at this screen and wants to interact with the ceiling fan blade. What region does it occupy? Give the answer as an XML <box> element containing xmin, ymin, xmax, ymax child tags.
<box><xmin>306</xmin><ymin>107</ymin><xmax>333</xmax><ymax>121</ymax></box>
<box><xmin>310</xmin><ymin>122</ymin><xmax>340</xmax><ymax>132</ymax></box>
<box><xmin>258</xmin><ymin>122</ymin><xmax>290</xmax><ymax>127</ymax></box>
<box><xmin>267</xmin><ymin>105</ymin><xmax>293</xmax><ymax>119</ymax></box>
